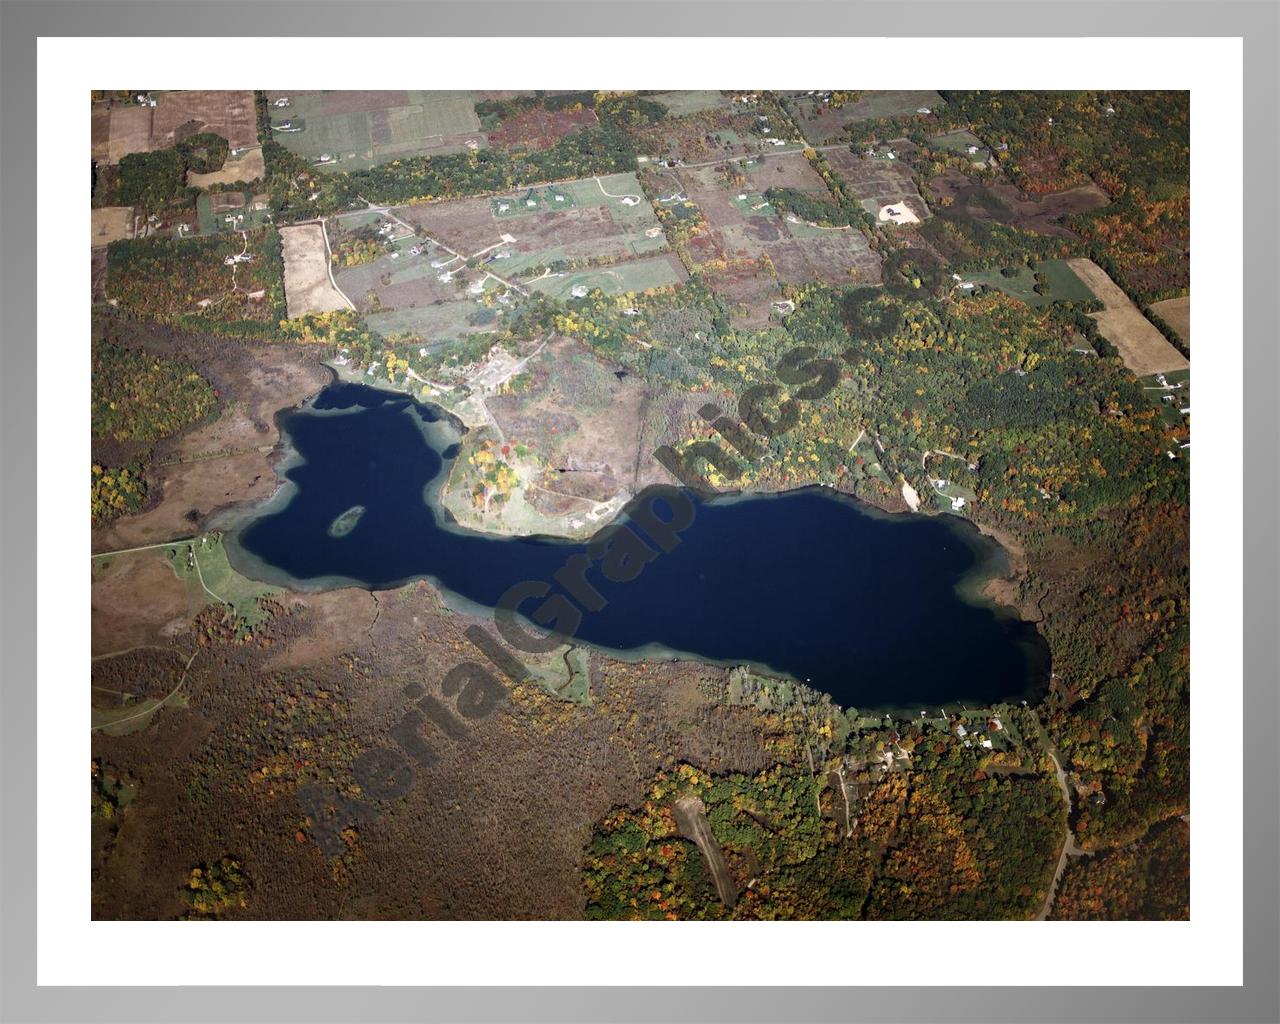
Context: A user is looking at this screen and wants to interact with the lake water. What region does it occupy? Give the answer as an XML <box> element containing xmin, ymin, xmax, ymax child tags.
<box><xmin>225</xmin><ymin>382</ymin><xmax>1050</xmax><ymax>711</ymax></box>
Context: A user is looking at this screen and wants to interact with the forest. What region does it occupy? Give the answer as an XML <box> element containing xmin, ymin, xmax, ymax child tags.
<box><xmin>1049</xmin><ymin>817</ymin><xmax>1189</xmax><ymax>919</ymax></box>
<box><xmin>92</xmin><ymin>337</ymin><xmax>218</xmax><ymax>443</ymax></box>
<box><xmin>104</xmin><ymin>229</ymin><xmax>286</xmax><ymax>325</ymax></box>
<box><xmin>97</xmin><ymin>131</ymin><xmax>234</xmax><ymax>215</ymax></box>
<box><xmin>583</xmin><ymin>705</ymin><xmax>1065</xmax><ymax>921</ymax></box>
<box><xmin>347</xmin><ymin>123</ymin><xmax>638</xmax><ymax>205</ymax></box>
<box><xmin>935</xmin><ymin>91</ymin><xmax>1190</xmax><ymax>301</ymax></box>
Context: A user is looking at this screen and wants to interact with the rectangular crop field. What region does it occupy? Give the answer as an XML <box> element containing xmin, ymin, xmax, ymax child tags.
<box><xmin>99</xmin><ymin>91</ymin><xmax>258</xmax><ymax>164</ymax></box>
<box><xmin>1067</xmin><ymin>258</ymin><xmax>1191</xmax><ymax>376</ymax></box>
<box><xmin>279</xmin><ymin>224</ymin><xmax>351</xmax><ymax>318</ymax></box>
<box><xmin>265</xmin><ymin>90</ymin><xmax>487</xmax><ymax>172</ymax></box>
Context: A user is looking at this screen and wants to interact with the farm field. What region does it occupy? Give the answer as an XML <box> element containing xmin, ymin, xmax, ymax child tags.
<box><xmin>676</xmin><ymin>155</ymin><xmax>881</xmax><ymax>323</ymax></box>
<box><xmin>331</xmin><ymin>172</ymin><xmax>685</xmax><ymax>342</ymax></box>
<box><xmin>393</xmin><ymin>172</ymin><xmax>663</xmax><ymax>268</ymax></box>
<box><xmin>327</xmin><ymin>215</ymin><xmax>497</xmax><ymax>334</ymax></box>
<box><xmin>93</xmin><ymin>91</ymin><xmax>258</xmax><ymax>165</ymax></box>
<box><xmin>1066</xmin><ymin>257</ymin><xmax>1190</xmax><ymax>375</ymax></box>
<box><xmin>279</xmin><ymin>224</ymin><xmax>351</xmax><ymax>318</ymax></box>
<box><xmin>264</xmin><ymin>90</ymin><xmax>486</xmax><ymax>172</ymax></box>
<box><xmin>1149</xmin><ymin>296</ymin><xmax>1190</xmax><ymax>348</ymax></box>
<box><xmin>785</xmin><ymin>90</ymin><xmax>945</xmax><ymax>144</ymax></box>
<box><xmin>966</xmin><ymin>259</ymin><xmax>1095</xmax><ymax>308</ymax></box>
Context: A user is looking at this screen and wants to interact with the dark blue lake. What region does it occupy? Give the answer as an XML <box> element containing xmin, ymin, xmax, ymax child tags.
<box><xmin>226</xmin><ymin>382</ymin><xmax>1049</xmax><ymax>711</ymax></box>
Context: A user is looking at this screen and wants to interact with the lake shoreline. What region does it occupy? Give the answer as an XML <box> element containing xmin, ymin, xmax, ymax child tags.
<box><xmin>219</xmin><ymin>379</ymin><xmax>1052</xmax><ymax>711</ymax></box>
<box><xmin>297</xmin><ymin>361</ymin><xmax>1035</xmax><ymax>624</ymax></box>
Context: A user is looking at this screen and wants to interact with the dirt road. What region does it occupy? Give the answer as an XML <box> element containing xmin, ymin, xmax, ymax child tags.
<box><xmin>673</xmin><ymin>794</ymin><xmax>737</xmax><ymax>909</ymax></box>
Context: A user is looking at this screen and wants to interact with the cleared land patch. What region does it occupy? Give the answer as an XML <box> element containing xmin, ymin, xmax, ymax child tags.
<box><xmin>1066</xmin><ymin>258</ymin><xmax>1190</xmax><ymax>376</ymax></box>
<box><xmin>280</xmin><ymin>224</ymin><xmax>352</xmax><ymax>317</ymax></box>
<box><xmin>529</xmin><ymin>253</ymin><xmax>687</xmax><ymax>300</ymax></box>
<box><xmin>92</xmin><ymin>207</ymin><xmax>134</xmax><ymax>247</ymax></box>
<box><xmin>187</xmin><ymin>146</ymin><xmax>266</xmax><ymax>188</ymax></box>
<box><xmin>786</xmin><ymin>90</ymin><xmax>945</xmax><ymax>145</ymax></box>
<box><xmin>824</xmin><ymin>148</ymin><xmax>930</xmax><ymax>223</ymax></box>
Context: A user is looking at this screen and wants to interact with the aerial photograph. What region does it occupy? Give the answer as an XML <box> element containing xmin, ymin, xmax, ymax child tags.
<box><xmin>89</xmin><ymin>88</ymin><xmax>1190</xmax><ymax>922</ymax></box>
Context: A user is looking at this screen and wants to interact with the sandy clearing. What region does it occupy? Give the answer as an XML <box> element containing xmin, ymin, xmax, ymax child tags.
<box><xmin>1066</xmin><ymin>258</ymin><xmax>1190</xmax><ymax>376</ymax></box>
<box><xmin>878</xmin><ymin>201</ymin><xmax>920</xmax><ymax>225</ymax></box>
<box><xmin>1149</xmin><ymin>296</ymin><xmax>1190</xmax><ymax>349</ymax></box>
<box><xmin>280</xmin><ymin>223</ymin><xmax>351</xmax><ymax>317</ymax></box>
<box><xmin>92</xmin><ymin>207</ymin><xmax>134</xmax><ymax>247</ymax></box>
<box><xmin>187</xmin><ymin>147</ymin><xmax>266</xmax><ymax>188</ymax></box>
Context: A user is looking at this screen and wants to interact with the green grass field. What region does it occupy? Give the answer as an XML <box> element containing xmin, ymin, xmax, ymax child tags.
<box><xmin>966</xmin><ymin>259</ymin><xmax>1095</xmax><ymax>308</ymax></box>
<box><xmin>648</xmin><ymin>90</ymin><xmax>729</xmax><ymax>116</ymax></box>
<box><xmin>528</xmin><ymin>255</ymin><xmax>684</xmax><ymax>299</ymax></box>
<box><xmin>730</xmin><ymin>192</ymin><xmax>776</xmax><ymax>217</ymax></box>
<box><xmin>783</xmin><ymin>216</ymin><xmax>852</xmax><ymax>239</ymax></box>
<box><xmin>164</xmin><ymin>534</ymin><xmax>278</xmax><ymax>630</ymax></box>
<box><xmin>930</xmin><ymin>479</ymin><xmax>978</xmax><ymax>513</ymax></box>
<box><xmin>929</xmin><ymin>129</ymin><xmax>992</xmax><ymax>162</ymax></box>
<box><xmin>526</xmin><ymin>646</ymin><xmax>593</xmax><ymax>704</ymax></box>
<box><xmin>268</xmin><ymin>91</ymin><xmax>484</xmax><ymax>172</ymax></box>
<box><xmin>365</xmin><ymin>301</ymin><xmax>500</xmax><ymax>342</ymax></box>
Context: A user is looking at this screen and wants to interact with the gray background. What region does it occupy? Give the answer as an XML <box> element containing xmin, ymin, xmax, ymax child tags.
<box><xmin>1</xmin><ymin>2</ymin><xmax>1276</xmax><ymax>1021</ymax></box>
